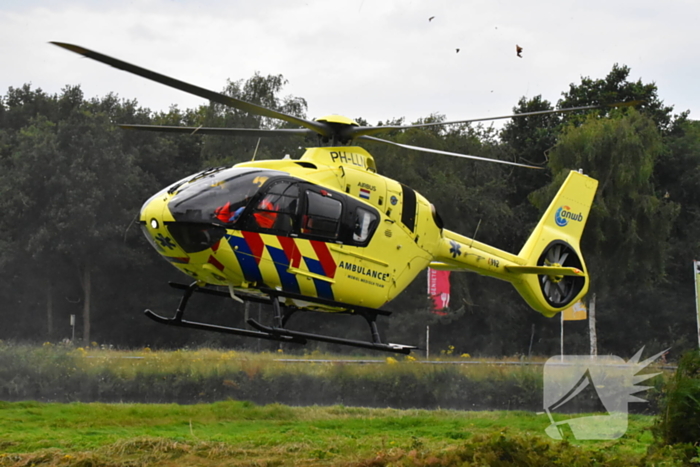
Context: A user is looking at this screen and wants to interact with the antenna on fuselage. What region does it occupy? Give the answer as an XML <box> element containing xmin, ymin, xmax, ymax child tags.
<box><xmin>470</xmin><ymin>218</ymin><xmax>482</xmax><ymax>248</ymax></box>
<box><xmin>251</xmin><ymin>138</ymin><xmax>261</xmax><ymax>161</ymax></box>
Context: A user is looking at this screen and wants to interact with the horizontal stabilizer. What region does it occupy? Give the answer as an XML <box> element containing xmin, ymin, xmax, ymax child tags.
<box><xmin>505</xmin><ymin>266</ymin><xmax>584</xmax><ymax>276</ymax></box>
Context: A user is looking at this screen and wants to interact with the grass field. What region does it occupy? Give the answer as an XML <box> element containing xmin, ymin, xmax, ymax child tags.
<box><xmin>0</xmin><ymin>345</ymin><xmax>685</xmax><ymax>465</ymax></box>
<box><xmin>0</xmin><ymin>345</ymin><xmax>669</xmax><ymax>413</ymax></box>
<box><xmin>0</xmin><ymin>400</ymin><xmax>686</xmax><ymax>466</ymax></box>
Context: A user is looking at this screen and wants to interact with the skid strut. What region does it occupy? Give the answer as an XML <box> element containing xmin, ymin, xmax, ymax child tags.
<box><xmin>246</xmin><ymin>292</ymin><xmax>417</xmax><ymax>354</ymax></box>
<box><xmin>145</xmin><ymin>282</ymin><xmax>419</xmax><ymax>354</ymax></box>
<box><xmin>144</xmin><ymin>282</ymin><xmax>306</xmax><ymax>344</ymax></box>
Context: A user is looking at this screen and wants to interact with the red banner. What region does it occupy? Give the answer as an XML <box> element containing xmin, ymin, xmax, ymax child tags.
<box><xmin>427</xmin><ymin>268</ymin><xmax>451</xmax><ymax>315</ymax></box>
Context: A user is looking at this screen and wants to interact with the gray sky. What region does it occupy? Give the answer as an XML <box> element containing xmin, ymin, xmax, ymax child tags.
<box><xmin>2</xmin><ymin>0</ymin><xmax>698</xmax><ymax>127</ymax></box>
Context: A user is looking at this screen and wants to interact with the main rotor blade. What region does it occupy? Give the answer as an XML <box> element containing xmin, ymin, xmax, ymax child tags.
<box><xmin>348</xmin><ymin>101</ymin><xmax>644</xmax><ymax>138</ymax></box>
<box><xmin>119</xmin><ymin>124</ymin><xmax>314</xmax><ymax>137</ymax></box>
<box><xmin>357</xmin><ymin>135</ymin><xmax>542</xmax><ymax>169</ymax></box>
<box><xmin>51</xmin><ymin>42</ymin><xmax>331</xmax><ymax>137</ymax></box>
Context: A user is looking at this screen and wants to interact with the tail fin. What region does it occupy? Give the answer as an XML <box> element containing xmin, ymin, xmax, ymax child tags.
<box><xmin>433</xmin><ymin>170</ymin><xmax>598</xmax><ymax>318</ymax></box>
<box><xmin>508</xmin><ymin>170</ymin><xmax>598</xmax><ymax>316</ymax></box>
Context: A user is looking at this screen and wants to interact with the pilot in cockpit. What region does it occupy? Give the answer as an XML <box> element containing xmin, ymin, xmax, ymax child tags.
<box><xmin>214</xmin><ymin>201</ymin><xmax>247</xmax><ymax>224</ymax></box>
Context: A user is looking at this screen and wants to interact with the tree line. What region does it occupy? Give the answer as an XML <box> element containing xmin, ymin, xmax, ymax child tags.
<box><xmin>0</xmin><ymin>65</ymin><xmax>697</xmax><ymax>359</ymax></box>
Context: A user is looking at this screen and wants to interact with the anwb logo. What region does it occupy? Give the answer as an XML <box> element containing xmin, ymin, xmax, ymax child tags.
<box><xmin>542</xmin><ymin>349</ymin><xmax>664</xmax><ymax>440</ymax></box>
<box><xmin>554</xmin><ymin>206</ymin><xmax>584</xmax><ymax>227</ymax></box>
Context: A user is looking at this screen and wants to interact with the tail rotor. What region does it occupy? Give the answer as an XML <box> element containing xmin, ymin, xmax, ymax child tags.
<box><xmin>538</xmin><ymin>241</ymin><xmax>585</xmax><ymax>308</ymax></box>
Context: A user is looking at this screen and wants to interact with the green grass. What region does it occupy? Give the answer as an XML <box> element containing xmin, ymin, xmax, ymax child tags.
<box><xmin>0</xmin><ymin>345</ymin><xmax>681</xmax><ymax>465</ymax></box>
<box><xmin>0</xmin><ymin>401</ymin><xmax>681</xmax><ymax>466</ymax></box>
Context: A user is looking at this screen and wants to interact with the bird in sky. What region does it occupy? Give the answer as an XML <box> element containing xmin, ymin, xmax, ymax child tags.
<box><xmin>456</xmin><ymin>48</ymin><xmax>460</xmax><ymax>53</ymax></box>
<box><xmin>429</xmin><ymin>16</ymin><xmax>435</xmax><ymax>21</ymax></box>
<box><xmin>516</xmin><ymin>44</ymin><xmax>523</xmax><ymax>57</ymax></box>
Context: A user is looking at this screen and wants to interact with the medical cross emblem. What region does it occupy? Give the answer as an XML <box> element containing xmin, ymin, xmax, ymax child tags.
<box><xmin>449</xmin><ymin>240</ymin><xmax>461</xmax><ymax>258</ymax></box>
<box><xmin>155</xmin><ymin>233</ymin><xmax>176</xmax><ymax>250</ymax></box>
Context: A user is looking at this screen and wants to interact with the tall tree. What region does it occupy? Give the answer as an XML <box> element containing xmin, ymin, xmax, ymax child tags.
<box><xmin>501</xmin><ymin>95</ymin><xmax>559</xmax><ymax>167</ymax></box>
<box><xmin>200</xmin><ymin>73</ymin><xmax>308</xmax><ymax>167</ymax></box>
<box><xmin>558</xmin><ymin>63</ymin><xmax>677</xmax><ymax>133</ymax></box>
<box><xmin>0</xmin><ymin>86</ymin><xmax>150</xmax><ymax>343</ymax></box>
<box><xmin>649</xmin><ymin>119</ymin><xmax>700</xmax><ymax>351</ymax></box>
<box><xmin>500</xmin><ymin>96</ymin><xmax>560</xmax><ymax>248</ymax></box>
<box><xmin>537</xmin><ymin>109</ymin><xmax>678</xmax><ymax>292</ymax></box>
<box><xmin>531</xmin><ymin>110</ymin><xmax>679</xmax><ymax>355</ymax></box>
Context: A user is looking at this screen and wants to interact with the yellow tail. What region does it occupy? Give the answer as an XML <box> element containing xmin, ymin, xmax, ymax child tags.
<box><xmin>509</xmin><ymin>170</ymin><xmax>598</xmax><ymax>316</ymax></box>
<box><xmin>433</xmin><ymin>170</ymin><xmax>598</xmax><ymax>317</ymax></box>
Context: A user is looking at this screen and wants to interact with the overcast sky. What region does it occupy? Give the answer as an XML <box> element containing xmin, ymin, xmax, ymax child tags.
<box><xmin>2</xmin><ymin>0</ymin><xmax>698</xmax><ymax>127</ymax></box>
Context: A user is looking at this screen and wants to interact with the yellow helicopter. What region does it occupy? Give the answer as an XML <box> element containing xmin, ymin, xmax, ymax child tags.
<box><xmin>52</xmin><ymin>42</ymin><xmax>600</xmax><ymax>354</ymax></box>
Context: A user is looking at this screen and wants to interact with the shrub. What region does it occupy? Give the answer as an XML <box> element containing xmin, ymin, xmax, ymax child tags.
<box><xmin>653</xmin><ymin>350</ymin><xmax>700</xmax><ymax>445</ymax></box>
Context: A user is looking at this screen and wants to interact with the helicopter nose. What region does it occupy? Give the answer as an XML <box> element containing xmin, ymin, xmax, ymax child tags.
<box><xmin>139</xmin><ymin>191</ymin><xmax>234</xmax><ymax>285</ymax></box>
<box><xmin>139</xmin><ymin>192</ymin><xmax>189</xmax><ymax>257</ymax></box>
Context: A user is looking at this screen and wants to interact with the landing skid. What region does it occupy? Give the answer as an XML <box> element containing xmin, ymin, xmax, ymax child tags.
<box><xmin>144</xmin><ymin>282</ymin><xmax>419</xmax><ymax>355</ymax></box>
<box><xmin>144</xmin><ymin>282</ymin><xmax>305</xmax><ymax>344</ymax></box>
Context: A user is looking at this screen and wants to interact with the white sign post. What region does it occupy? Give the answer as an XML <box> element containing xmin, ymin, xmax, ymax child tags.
<box><xmin>694</xmin><ymin>260</ymin><xmax>700</xmax><ymax>349</ymax></box>
<box><xmin>70</xmin><ymin>314</ymin><xmax>75</xmax><ymax>342</ymax></box>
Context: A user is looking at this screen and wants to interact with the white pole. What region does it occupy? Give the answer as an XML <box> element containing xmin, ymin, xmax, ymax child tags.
<box><xmin>426</xmin><ymin>326</ymin><xmax>430</xmax><ymax>359</ymax></box>
<box><xmin>694</xmin><ymin>260</ymin><xmax>700</xmax><ymax>349</ymax></box>
<box><xmin>560</xmin><ymin>310</ymin><xmax>564</xmax><ymax>361</ymax></box>
<box><xmin>589</xmin><ymin>293</ymin><xmax>597</xmax><ymax>356</ymax></box>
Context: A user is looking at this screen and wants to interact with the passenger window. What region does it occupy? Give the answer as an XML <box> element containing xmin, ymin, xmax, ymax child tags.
<box><xmin>302</xmin><ymin>190</ymin><xmax>342</xmax><ymax>238</ymax></box>
<box><xmin>352</xmin><ymin>208</ymin><xmax>378</xmax><ymax>243</ymax></box>
<box><xmin>245</xmin><ymin>181</ymin><xmax>299</xmax><ymax>233</ymax></box>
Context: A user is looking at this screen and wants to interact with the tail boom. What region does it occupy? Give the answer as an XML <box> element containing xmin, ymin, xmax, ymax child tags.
<box><xmin>431</xmin><ymin>170</ymin><xmax>598</xmax><ymax>317</ymax></box>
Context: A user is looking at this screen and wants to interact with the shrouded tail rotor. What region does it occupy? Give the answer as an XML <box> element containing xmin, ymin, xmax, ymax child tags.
<box><xmin>537</xmin><ymin>241</ymin><xmax>586</xmax><ymax>308</ymax></box>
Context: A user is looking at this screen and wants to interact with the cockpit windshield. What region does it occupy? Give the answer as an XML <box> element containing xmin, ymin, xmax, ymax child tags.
<box><xmin>168</xmin><ymin>167</ymin><xmax>285</xmax><ymax>224</ymax></box>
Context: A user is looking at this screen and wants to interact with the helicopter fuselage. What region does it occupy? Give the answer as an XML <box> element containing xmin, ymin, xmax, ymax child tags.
<box><xmin>140</xmin><ymin>146</ymin><xmax>443</xmax><ymax>310</ymax></box>
<box><xmin>141</xmin><ymin>145</ymin><xmax>596</xmax><ymax>318</ymax></box>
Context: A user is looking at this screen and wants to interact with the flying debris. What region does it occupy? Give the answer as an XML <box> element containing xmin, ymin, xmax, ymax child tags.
<box><xmin>516</xmin><ymin>44</ymin><xmax>523</xmax><ymax>58</ymax></box>
<box><xmin>456</xmin><ymin>48</ymin><xmax>460</xmax><ymax>53</ymax></box>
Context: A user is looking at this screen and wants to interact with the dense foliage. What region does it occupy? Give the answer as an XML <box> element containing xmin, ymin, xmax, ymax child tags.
<box><xmin>0</xmin><ymin>64</ymin><xmax>697</xmax><ymax>358</ymax></box>
<box><xmin>654</xmin><ymin>350</ymin><xmax>700</xmax><ymax>446</ymax></box>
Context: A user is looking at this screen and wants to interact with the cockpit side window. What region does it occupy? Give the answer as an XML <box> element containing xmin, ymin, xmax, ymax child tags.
<box><xmin>168</xmin><ymin>168</ymin><xmax>277</xmax><ymax>225</ymax></box>
<box><xmin>301</xmin><ymin>190</ymin><xmax>342</xmax><ymax>239</ymax></box>
<box><xmin>244</xmin><ymin>180</ymin><xmax>299</xmax><ymax>233</ymax></box>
